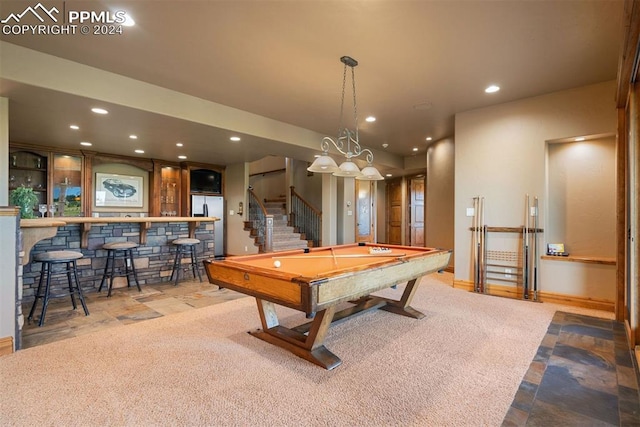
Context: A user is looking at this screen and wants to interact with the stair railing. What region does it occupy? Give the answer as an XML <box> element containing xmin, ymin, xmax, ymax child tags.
<box><xmin>247</xmin><ymin>189</ymin><xmax>273</xmax><ymax>252</ymax></box>
<box><xmin>290</xmin><ymin>186</ymin><xmax>322</xmax><ymax>247</ymax></box>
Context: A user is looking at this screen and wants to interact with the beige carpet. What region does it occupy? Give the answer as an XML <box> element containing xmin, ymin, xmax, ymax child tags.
<box><xmin>0</xmin><ymin>273</ymin><xmax>611</xmax><ymax>426</ymax></box>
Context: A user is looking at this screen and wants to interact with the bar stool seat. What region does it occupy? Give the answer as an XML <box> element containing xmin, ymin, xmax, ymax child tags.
<box><xmin>99</xmin><ymin>241</ymin><xmax>141</xmax><ymax>297</ymax></box>
<box><xmin>28</xmin><ymin>250</ymin><xmax>89</xmax><ymax>327</ymax></box>
<box><xmin>170</xmin><ymin>238</ymin><xmax>202</xmax><ymax>286</ymax></box>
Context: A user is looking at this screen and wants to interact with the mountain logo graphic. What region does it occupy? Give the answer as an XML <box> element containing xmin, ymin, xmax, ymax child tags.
<box><xmin>1</xmin><ymin>2</ymin><xmax>59</xmax><ymax>24</ymax></box>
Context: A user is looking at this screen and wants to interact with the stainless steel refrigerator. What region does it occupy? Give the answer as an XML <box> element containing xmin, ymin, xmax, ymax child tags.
<box><xmin>191</xmin><ymin>195</ymin><xmax>224</xmax><ymax>257</ymax></box>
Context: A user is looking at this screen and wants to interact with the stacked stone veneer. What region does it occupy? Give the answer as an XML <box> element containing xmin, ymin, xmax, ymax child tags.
<box><xmin>21</xmin><ymin>221</ymin><xmax>215</xmax><ymax>301</ymax></box>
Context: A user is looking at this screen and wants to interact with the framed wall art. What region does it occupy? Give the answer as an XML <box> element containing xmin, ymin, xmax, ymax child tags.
<box><xmin>95</xmin><ymin>173</ymin><xmax>143</xmax><ymax>207</ymax></box>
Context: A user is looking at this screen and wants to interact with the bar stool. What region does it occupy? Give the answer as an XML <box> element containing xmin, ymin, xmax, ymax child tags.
<box><xmin>28</xmin><ymin>250</ymin><xmax>89</xmax><ymax>327</ymax></box>
<box><xmin>99</xmin><ymin>241</ymin><xmax>141</xmax><ymax>297</ymax></box>
<box><xmin>170</xmin><ymin>238</ymin><xmax>202</xmax><ymax>286</ymax></box>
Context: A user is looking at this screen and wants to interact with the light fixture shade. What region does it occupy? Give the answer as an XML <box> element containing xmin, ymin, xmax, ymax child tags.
<box><xmin>333</xmin><ymin>159</ymin><xmax>362</xmax><ymax>177</ymax></box>
<box><xmin>307</xmin><ymin>153</ymin><xmax>339</xmax><ymax>173</ymax></box>
<box><xmin>356</xmin><ymin>165</ymin><xmax>385</xmax><ymax>181</ymax></box>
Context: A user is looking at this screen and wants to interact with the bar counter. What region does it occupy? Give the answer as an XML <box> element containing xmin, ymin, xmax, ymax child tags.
<box><xmin>20</xmin><ymin>216</ymin><xmax>220</xmax><ymax>301</ymax></box>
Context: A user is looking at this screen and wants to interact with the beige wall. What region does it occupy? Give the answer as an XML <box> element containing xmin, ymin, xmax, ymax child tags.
<box><xmin>455</xmin><ymin>80</ymin><xmax>617</xmax><ymax>299</ymax></box>
<box><xmin>291</xmin><ymin>159</ymin><xmax>322</xmax><ymax>211</ymax></box>
<box><xmin>249</xmin><ymin>156</ymin><xmax>286</xmax><ymax>201</ymax></box>
<box><xmin>547</xmin><ymin>136</ymin><xmax>616</xmax><ymax>257</ymax></box>
<box><xmin>225</xmin><ymin>162</ymin><xmax>258</xmax><ymax>256</ymax></box>
<box><xmin>426</xmin><ymin>137</ymin><xmax>455</xmax><ymax>258</ymax></box>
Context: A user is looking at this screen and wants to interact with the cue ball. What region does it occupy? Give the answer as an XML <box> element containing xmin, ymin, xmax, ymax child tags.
<box><xmin>273</xmin><ymin>260</ymin><xmax>281</xmax><ymax>268</ymax></box>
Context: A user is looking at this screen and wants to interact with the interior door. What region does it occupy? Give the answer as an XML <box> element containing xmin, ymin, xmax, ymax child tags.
<box><xmin>387</xmin><ymin>178</ymin><xmax>403</xmax><ymax>245</ymax></box>
<box><xmin>409</xmin><ymin>176</ymin><xmax>425</xmax><ymax>246</ymax></box>
<box><xmin>356</xmin><ymin>180</ymin><xmax>374</xmax><ymax>242</ymax></box>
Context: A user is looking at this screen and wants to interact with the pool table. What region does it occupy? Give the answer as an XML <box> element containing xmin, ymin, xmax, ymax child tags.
<box><xmin>204</xmin><ymin>243</ymin><xmax>451</xmax><ymax>370</ymax></box>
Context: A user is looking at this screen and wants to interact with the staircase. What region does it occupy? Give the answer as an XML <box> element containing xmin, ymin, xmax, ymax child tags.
<box><xmin>244</xmin><ymin>197</ymin><xmax>311</xmax><ymax>252</ymax></box>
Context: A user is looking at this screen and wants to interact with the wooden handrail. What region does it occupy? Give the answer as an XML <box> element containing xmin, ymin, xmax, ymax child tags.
<box><xmin>290</xmin><ymin>186</ymin><xmax>322</xmax><ymax>217</ymax></box>
<box><xmin>290</xmin><ymin>186</ymin><xmax>322</xmax><ymax>247</ymax></box>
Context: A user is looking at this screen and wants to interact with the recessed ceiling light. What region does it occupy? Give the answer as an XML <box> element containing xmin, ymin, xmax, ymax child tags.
<box><xmin>385</xmin><ymin>173</ymin><xmax>393</xmax><ymax>177</ymax></box>
<box><xmin>485</xmin><ymin>85</ymin><xmax>500</xmax><ymax>94</ymax></box>
<box><xmin>230</xmin><ymin>136</ymin><xmax>241</xmax><ymax>142</ymax></box>
<box><xmin>134</xmin><ymin>149</ymin><xmax>144</xmax><ymax>154</ymax></box>
<box><xmin>70</xmin><ymin>125</ymin><xmax>79</xmax><ymax>130</ymax></box>
<box><xmin>176</xmin><ymin>142</ymin><xmax>183</xmax><ymax>147</ymax></box>
<box><xmin>80</xmin><ymin>141</ymin><xmax>92</xmax><ymax>146</ymax></box>
<box><xmin>91</xmin><ymin>107</ymin><xmax>109</xmax><ymax>114</ymax></box>
<box><xmin>178</xmin><ymin>155</ymin><xmax>187</xmax><ymax>160</ymax></box>
<box><xmin>382</xmin><ymin>143</ymin><xmax>389</xmax><ymax>148</ymax></box>
<box><xmin>413</xmin><ymin>102</ymin><xmax>433</xmax><ymax>110</ymax></box>
<box><xmin>426</xmin><ymin>137</ymin><xmax>432</xmax><ymax>141</ymax></box>
<box><xmin>365</xmin><ymin>116</ymin><xmax>376</xmax><ymax>122</ymax></box>
<box><xmin>129</xmin><ymin>135</ymin><xmax>138</xmax><ymax>139</ymax></box>
<box><xmin>575</xmin><ymin>137</ymin><xmax>586</xmax><ymax>141</ymax></box>
<box><xmin>412</xmin><ymin>147</ymin><xmax>419</xmax><ymax>152</ymax></box>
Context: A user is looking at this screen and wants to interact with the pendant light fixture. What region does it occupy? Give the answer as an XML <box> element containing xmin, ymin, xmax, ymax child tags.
<box><xmin>307</xmin><ymin>56</ymin><xmax>384</xmax><ymax>181</ymax></box>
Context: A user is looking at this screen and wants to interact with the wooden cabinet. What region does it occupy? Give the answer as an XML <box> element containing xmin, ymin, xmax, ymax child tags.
<box><xmin>160</xmin><ymin>166</ymin><xmax>180</xmax><ymax>216</ymax></box>
<box><xmin>9</xmin><ymin>146</ymin><xmax>225</xmax><ymax>218</ymax></box>
<box><xmin>52</xmin><ymin>154</ymin><xmax>83</xmax><ymax>216</ymax></box>
<box><xmin>8</xmin><ymin>149</ymin><xmax>48</xmax><ymax>212</ymax></box>
<box><xmin>9</xmin><ymin>146</ymin><xmax>87</xmax><ymax>217</ymax></box>
<box><xmin>179</xmin><ymin>162</ymin><xmax>224</xmax><ymax>216</ymax></box>
<box><xmin>150</xmin><ymin>161</ymin><xmax>181</xmax><ymax>217</ymax></box>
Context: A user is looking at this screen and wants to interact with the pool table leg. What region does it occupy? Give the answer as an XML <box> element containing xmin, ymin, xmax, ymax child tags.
<box><xmin>251</xmin><ymin>299</ymin><xmax>342</xmax><ymax>370</ymax></box>
<box><xmin>378</xmin><ymin>278</ymin><xmax>426</xmax><ymax>319</ymax></box>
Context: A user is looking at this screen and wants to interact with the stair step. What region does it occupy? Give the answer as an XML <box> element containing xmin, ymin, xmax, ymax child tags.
<box><xmin>272</xmin><ymin>242</ymin><xmax>310</xmax><ymax>251</ymax></box>
<box><xmin>245</xmin><ymin>196</ymin><xmax>311</xmax><ymax>253</ymax></box>
<box><xmin>272</xmin><ymin>227</ymin><xmax>296</xmax><ymax>234</ymax></box>
<box><xmin>264</xmin><ymin>197</ymin><xmax>286</xmax><ymax>203</ymax></box>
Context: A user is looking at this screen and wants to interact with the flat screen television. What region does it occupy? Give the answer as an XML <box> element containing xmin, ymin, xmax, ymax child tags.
<box><xmin>190</xmin><ymin>169</ymin><xmax>221</xmax><ymax>194</ymax></box>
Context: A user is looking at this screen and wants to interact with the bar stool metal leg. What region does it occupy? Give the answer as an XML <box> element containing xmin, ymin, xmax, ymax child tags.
<box><xmin>171</xmin><ymin>247</ymin><xmax>182</xmax><ymax>286</ymax></box>
<box><xmin>127</xmin><ymin>249</ymin><xmax>142</xmax><ymax>292</ymax></box>
<box><xmin>27</xmin><ymin>263</ymin><xmax>47</xmax><ymax>322</ymax></box>
<box><xmin>38</xmin><ymin>263</ymin><xmax>54</xmax><ymax>327</ymax></box>
<box><xmin>66</xmin><ymin>260</ymin><xmax>77</xmax><ymax>310</ymax></box>
<box><xmin>72</xmin><ymin>260</ymin><xmax>89</xmax><ymax>316</ymax></box>
<box><xmin>190</xmin><ymin>245</ymin><xmax>202</xmax><ymax>282</ymax></box>
<box><xmin>98</xmin><ymin>251</ymin><xmax>113</xmax><ymax>293</ymax></box>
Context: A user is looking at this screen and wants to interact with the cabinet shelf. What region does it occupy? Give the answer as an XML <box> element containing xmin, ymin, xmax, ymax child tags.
<box><xmin>9</xmin><ymin>166</ymin><xmax>47</xmax><ymax>172</ymax></box>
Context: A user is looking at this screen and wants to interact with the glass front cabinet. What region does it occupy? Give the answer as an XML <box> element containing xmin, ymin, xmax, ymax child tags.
<box><xmin>52</xmin><ymin>154</ymin><xmax>83</xmax><ymax>217</ymax></box>
<box><xmin>9</xmin><ymin>146</ymin><xmax>85</xmax><ymax>217</ymax></box>
<box><xmin>150</xmin><ymin>160</ymin><xmax>181</xmax><ymax>217</ymax></box>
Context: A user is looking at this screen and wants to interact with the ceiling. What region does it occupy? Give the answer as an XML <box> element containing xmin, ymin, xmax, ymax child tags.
<box><xmin>0</xmin><ymin>0</ymin><xmax>625</xmax><ymax>176</ymax></box>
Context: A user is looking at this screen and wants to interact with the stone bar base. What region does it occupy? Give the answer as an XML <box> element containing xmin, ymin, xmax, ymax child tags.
<box><xmin>21</xmin><ymin>219</ymin><xmax>217</xmax><ymax>301</ymax></box>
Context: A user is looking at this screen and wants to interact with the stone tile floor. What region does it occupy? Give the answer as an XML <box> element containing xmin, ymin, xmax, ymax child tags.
<box><xmin>503</xmin><ymin>312</ymin><xmax>640</xmax><ymax>426</ymax></box>
<box><xmin>20</xmin><ymin>279</ymin><xmax>246</xmax><ymax>349</ymax></box>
